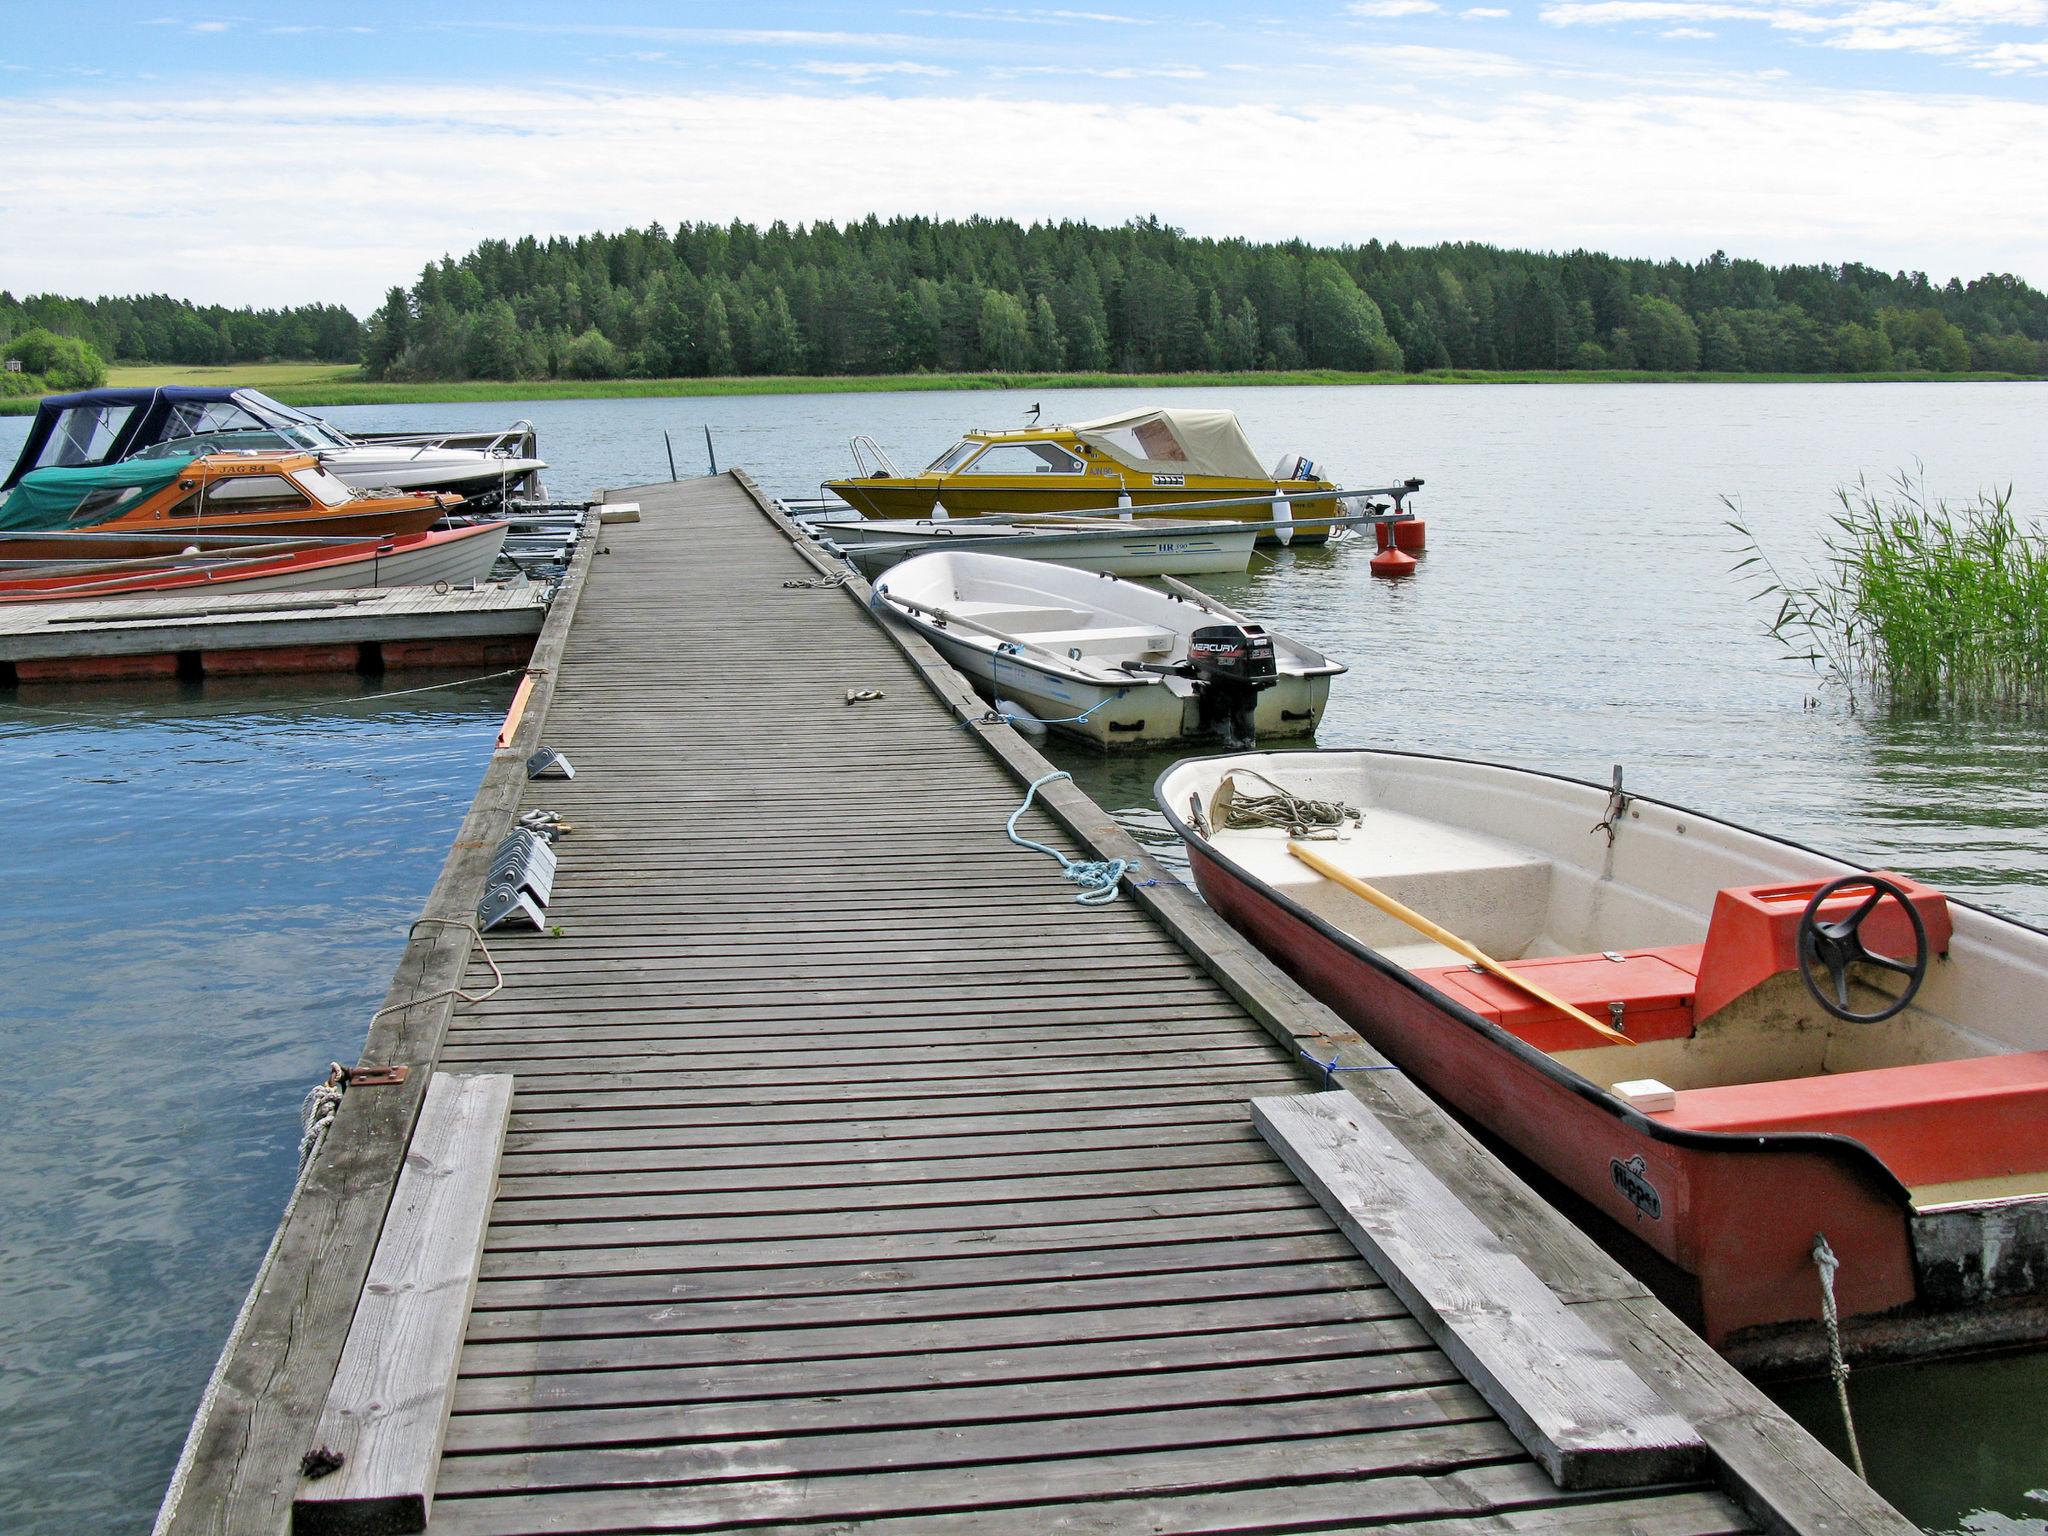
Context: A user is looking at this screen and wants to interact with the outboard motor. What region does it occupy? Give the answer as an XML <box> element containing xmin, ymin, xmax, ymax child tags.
<box><xmin>1124</xmin><ymin>623</ymin><xmax>1277</xmax><ymax>744</ymax></box>
<box><xmin>1187</xmin><ymin>623</ymin><xmax>1277</xmax><ymax>741</ymax></box>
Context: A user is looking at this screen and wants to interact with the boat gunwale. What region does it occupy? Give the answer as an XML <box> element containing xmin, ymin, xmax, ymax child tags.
<box><xmin>1146</xmin><ymin>743</ymin><xmax>2048</xmax><ymax>1205</ymax></box>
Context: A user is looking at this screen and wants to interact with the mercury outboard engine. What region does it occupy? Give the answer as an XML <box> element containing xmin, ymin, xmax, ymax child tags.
<box><xmin>1125</xmin><ymin>622</ymin><xmax>1277</xmax><ymax>743</ymax></box>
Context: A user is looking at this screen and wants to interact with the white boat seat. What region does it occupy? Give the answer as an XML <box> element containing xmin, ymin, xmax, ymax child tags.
<box><xmin>1214</xmin><ymin>809</ymin><xmax>1554</xmax><ymax>960</ymax></box>
<box><xmin>946</xmin><ymin>601</ymin><xmax>1089</xmax><ymax>629</ymax></box>
<box><xmin>1020</xmin><ymin>625</ymin><xmax>1176</xmax><ymax>657</ymax></box>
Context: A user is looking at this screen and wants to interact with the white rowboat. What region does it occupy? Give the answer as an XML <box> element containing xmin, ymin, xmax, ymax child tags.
<box><xmin>871</xmin><ymin>550</ymin><xmax>1343</xmax><ymax>748</ymax></box>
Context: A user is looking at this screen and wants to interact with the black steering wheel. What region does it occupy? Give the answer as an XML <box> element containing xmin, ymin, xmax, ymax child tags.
<box><xmin>1797</xmin><ymin>875</ymin><xmax>1929</xmax><ymax>1023</ymax></box>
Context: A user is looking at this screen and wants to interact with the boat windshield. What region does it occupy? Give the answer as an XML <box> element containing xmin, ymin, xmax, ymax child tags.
<box><xmin>296</xmin><ymin>465</ymin><xmax>359</xmax><ymax>507</ymax></box>
<box><xmin>959</xmin><ymin>442</ymin><xmax>1086</xmax><ymax>475</ymax></box>
<box><xmin>134</xmin><ymin>430</ymin><xmax>297</xmax><ymax>459</ymax></box>
<box><xmin>234</xmin><ymin>391</ymin><xmax>354</xmax><ymax>449</ymax></box>
<box><xmin>925</xmin><ymin>440</ymin><xmax>979</xmax><ymax>474</ymax></box>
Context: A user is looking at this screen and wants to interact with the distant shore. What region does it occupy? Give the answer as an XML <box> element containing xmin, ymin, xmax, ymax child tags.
<box><xmin>0</xmin><ymin>361</ymin><xmax>2032</xmax><ymax>416</ymax></box>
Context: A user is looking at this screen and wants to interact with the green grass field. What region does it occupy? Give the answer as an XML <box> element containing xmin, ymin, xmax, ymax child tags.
<box><xmin>0</xmin><ymin>360</ymin><xmax>2025</xmax><ymax>416</ymax></box>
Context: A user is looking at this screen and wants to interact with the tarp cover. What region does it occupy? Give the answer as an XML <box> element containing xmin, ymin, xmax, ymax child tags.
<box><xmin>1072</xmin><ymin>408</ymin><xmax>1267</xmax><ymax>480</ymax></box>
<box><xmin>0</xmin><ymin>456</ymin><xmax>194</xmax><ymax>531</ymax></box>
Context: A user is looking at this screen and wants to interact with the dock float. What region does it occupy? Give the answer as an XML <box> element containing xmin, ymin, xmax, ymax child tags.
<box><xmin>0</xmin><ymin>582</ymin><xmax>548</xmax><ymax>684</ymax></box>
<box><xmin>155</xmin><ymin>473</ymin><xmax>1911</xmax><ymax>1536</ymax></box>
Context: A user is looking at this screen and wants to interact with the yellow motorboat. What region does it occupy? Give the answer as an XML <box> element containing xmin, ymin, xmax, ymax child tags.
<box><xmin>825</xmin><ymin>408</ymin><xmax>1343</xmax><ymax>545</ymax></box>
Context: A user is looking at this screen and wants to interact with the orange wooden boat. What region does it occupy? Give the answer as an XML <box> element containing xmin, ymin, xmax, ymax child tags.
<box><xmin>0</xmin><ymin>451</ymin><xmax>453</xmax><ymax>563</ymax></box>
<box><xmin>1160</xmin><ymin>748</ymin><xmax>2048</xmax><ymax>1368</ymax></box>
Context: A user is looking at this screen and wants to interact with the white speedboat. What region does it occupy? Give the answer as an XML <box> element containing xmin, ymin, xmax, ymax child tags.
<box><xmin>819</xmin><ymin>514</ymin><xmax>1258</xmax><ymax>578</ymax></box>
<box><xmin>871</xmin><ymin>550</ymin><xmax>1343</xmax><ymax>748</ymax></box>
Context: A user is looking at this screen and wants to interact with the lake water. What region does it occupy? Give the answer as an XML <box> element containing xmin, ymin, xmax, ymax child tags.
<box><xmin>2</xmin><ymin>382</ymin><xmax>2044</xmax><ymax>1533</ymax></box>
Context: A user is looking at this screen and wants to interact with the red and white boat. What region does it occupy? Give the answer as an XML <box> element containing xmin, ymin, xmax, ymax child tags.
<box><xmin>1158</xmin><ymin>748</ymin><xmax>2048</xmax><ymax>1365</ymax></box>
<box><xmin>0</xmin><ymin>522</ymin><xmax>509</xmax><ymax>603</ymax></box>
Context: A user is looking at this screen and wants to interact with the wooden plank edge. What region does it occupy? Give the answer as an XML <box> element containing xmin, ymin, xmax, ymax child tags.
<box><xmin>724</xmin><ymin>471</ymin><xmax>1916</xmax><ymax>1536</ymax></box>
<box><xmin>154</xmin><ymin>527</ymin><xmax>598</xmax><ymax>1536</ymax></box>
<box><xmin>293</xmin><ymin>1073</ymin><xmax>514</xmax><ymax>1536</ymax></box>
<box><xmin>1252</xmin><ymin>1090</ymin><xmax>1703</xmax><ymax>1490</ymax></box>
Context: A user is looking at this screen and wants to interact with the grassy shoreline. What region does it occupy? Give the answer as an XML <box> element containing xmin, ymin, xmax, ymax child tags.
<box><xmin>1</xmin><ymin>362</ymin><xmax>2033</xmax><ymax>416</ymax></box>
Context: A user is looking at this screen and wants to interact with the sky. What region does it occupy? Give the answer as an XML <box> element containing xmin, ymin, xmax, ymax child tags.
<box><xmin>0</xmin><ymin>0</ymin><xmax>2042</xmax><ymax>312</ymax></box>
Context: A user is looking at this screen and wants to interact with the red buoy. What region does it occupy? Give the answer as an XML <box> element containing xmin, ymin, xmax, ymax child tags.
<box><xmin>1374</xmin><ymin>521</ymin><xmax>1395</xmax><ymax>552</ymax></box>
<box><xmin>1370</xmin><ymin>546</ymin><xmax>1418</xmax><ymax>578</ymax></box>
<box><xmin>1394</xmin><ymin>517</ymin><xmax>1426</xmax><ymax>552</ymax></box>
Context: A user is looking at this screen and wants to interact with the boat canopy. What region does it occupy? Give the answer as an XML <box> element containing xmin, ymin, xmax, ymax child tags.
<box><xmin>2</xmin><ymin>386</ymin><xmax>348</xmax><ymax>491</ymax></box>
<box><xmin>0</xmin><ymin>456</ymin><xmax>196</xmax><ymax>531</ymax></box>
<box><xmin>1071</xmin><ymin>408</ymin><xmax>1268</xmax><ymax>480</ymax></box>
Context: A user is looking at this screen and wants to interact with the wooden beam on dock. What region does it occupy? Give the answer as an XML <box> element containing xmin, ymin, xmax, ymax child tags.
<box><xmin>1254</xmin><ymin>1089</ymin><xmax>1705</xmax><ymax>1489</ymax></box>
<box><xmin>293</xmin><ymin>1072</ymin><xmax>513</xmax><ymax>1536</ymax></box>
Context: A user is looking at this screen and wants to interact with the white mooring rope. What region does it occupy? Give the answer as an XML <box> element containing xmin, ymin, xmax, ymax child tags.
<box><xmin>1812</xmin><ymin>1233</ymin><xmax>1868</xmax><ymax>1479</ymax></box>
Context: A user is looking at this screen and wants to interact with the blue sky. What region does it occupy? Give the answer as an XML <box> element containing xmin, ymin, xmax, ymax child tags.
<box><xmin>0</xmin><ymin>1</ymin><xmax>2042</xmax><ymax>309</ymax></box>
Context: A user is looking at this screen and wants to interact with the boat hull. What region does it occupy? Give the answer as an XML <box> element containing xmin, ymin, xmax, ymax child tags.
<box><xmin>0</xmin><ymin>523</ymin><xmax>508</xmax><ymax>602</ymax></box>
<box><xmin>827</xmin><ymin>520</ymin><xmax>1257</xmax><ymax>578</ymax></box>
<box><xmin>828</xmin><ymin>479</ymin><xmax>1336</xmax><ymax>545</ymax></box>
<box><xmin>911</xmin><ymin>619</ymin><xmax>1332</xmax><ymax>749</ymax></box>
<box><xmin>0</xmin><ymin>503</ymin><xmax>446</xmax><ymax>563</ymax></box>
<box><xmin>1159</xmin><ymin>750</ymin><xmax>2048</xmax><ymax>1364</ymax></box>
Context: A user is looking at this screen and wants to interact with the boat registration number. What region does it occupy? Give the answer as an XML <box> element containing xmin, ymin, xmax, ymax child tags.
<box><xmin>1151</xmin><ymin>474</ymin><xmax>1186</xmax><ymax>487</ymax></box>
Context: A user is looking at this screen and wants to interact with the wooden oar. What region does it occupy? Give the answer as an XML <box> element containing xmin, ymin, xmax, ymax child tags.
<box><xmin>1287</xmin><ymin>841</ymin><xmax>1635</xmax><ymax>1046</ymax></box>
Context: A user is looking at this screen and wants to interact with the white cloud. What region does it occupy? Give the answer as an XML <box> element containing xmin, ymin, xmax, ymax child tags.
<box><xmin>1339</xmin><ymin>41</ymin><xmax>1532</xmax><ymax>70</ymax></box>
<box><xmin>1541</xmin><ymin>0</ymin><xmax>2048</xmax><ymax>67</ymax></box>
<box><xmin>0</xmin><ymin>82</ymin><xmax>2042</xmax><ymax>311</ymax></box>
<box><xmin>1664</xmin><ymin>23</ymin><xmax>1719</xmax><ymax>31</ymax></box>
<box><xmin>796</xmin><ymin>60</ymin><xmax>956</xmax><ymax>80</ymax></box>
<box><xmin>1350</xmin><ymin>0</ymin><xmax>1445</xmax><ymax>15</ymax></box>
<box><xmin>1973</xmin><ymin>36</ymin><xmax>2048</xmax><ymax>64</ymax></box>
<box><xmin>1464</xmin><ymin>6</ymin><xmax>1513</xmax><ymax>15</ymax></box>
<box><xmin>901</xmin><ymin>6</ymin><xmax>1153</xmax><ymax>20</ymax></box>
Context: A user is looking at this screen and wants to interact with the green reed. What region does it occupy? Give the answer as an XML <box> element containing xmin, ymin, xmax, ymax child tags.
<box><xmin>1727</xmin><ymin>470</ymin><xmax>2048</xmax><ymax>713</ymax></box>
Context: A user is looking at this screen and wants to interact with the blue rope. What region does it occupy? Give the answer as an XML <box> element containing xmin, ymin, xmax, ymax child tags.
<box><xmin>1006</xmin><ymin>769</ymin><xmax>1132</xmax><ymax>905</ymax></box>
<box><xmin>962</xmin><ymin>692</ymin><xmax>1124</xmax><ymax>732</ymax></box>
<box><xmin>1299</xmin><ymin>1046</ymin><xmax>1402</xmax><ymax>1090</ymax></box>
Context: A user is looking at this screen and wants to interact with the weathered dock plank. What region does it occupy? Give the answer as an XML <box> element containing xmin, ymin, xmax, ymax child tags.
<box><xmin>157</xmin><ymin>472</ymin><xmax>1910</xmax><ymax>1536</ymax></box>
<box><xmin>1256</xmin><ymin>1090</ymin><xmax>1705</xmax><ymax>1489</ymax></box>
<box><xmin>294</xmin><ymin>1073</ymin><xmax>513</xmax><ymax>1536</ymax></box>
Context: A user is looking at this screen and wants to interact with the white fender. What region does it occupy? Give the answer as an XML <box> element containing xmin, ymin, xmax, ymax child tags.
<box><xmin>1270</xmin><ymin>493</ymin><xmax>1294</xmax><ymax>547</ymax></box>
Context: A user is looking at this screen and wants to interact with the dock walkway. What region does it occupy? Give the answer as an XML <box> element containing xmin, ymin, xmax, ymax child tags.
<box><xmin>158</xmin><ymin>473</ymin><xmax>1907</xmax><ymax>1535</ymax></box>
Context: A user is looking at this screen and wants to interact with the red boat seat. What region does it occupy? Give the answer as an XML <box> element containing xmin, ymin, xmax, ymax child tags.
<box><xmin>1693</xmin><ymin>871</ymin><xmax>1952</xmax><ymax>1021</ymax></box>
<box><xmin>1414</xmin><ymin>945</ymin><xmax>1704</xmax><ymax>1052</ymax></box>
<box><xmin>1660</xmin><ymin>1051</ymin><xmax>2048</xmax><ymax>1190</ymax></box>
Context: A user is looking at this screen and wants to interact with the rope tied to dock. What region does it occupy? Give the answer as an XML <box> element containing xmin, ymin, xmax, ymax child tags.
<box><xmin>1299</xmin><ymin>1045</ymin><xmax>1401</xmax><ymax>1090</ymax></box>
<box><xmin>1218</xmin><ymin>768</ymin><xmax>1363</xmax><ymax>839</ymax></box>
<box><xmin>783</xmin><ymin>571</ymin><xmax>851</xmax><ymax>589</ymax></box>
<box><xmin>1005</xmin><ymin>769</ymin><xmax>1131</xmax><ymax>905</ymax></box>
<box><xmin>298</xmin><ymin>1063</ymin><xmax>348</xmax><ymax>1171</ymax></box>
<box><xmin>1812</xmin><ymin>1233</ymin><xmax>1868</xmax><ymax>1480</ymax></box>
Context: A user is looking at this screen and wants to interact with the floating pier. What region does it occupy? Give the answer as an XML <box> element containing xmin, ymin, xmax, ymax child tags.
<box><xmin>0</xmin><ymin>582</ymin><xmax>549</xmax><ymax>684</ymax></box>
<box><xmin>155</xmin><ymin>473</ymin><xmax>1910</xmax><ymax>1535</ymax></box>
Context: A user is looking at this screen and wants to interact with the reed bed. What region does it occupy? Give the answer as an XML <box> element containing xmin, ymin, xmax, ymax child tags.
<box><xmin>1728</xmin><ymin>470</ymin><xmax>2048</xmax><ymax>713</ymax></box>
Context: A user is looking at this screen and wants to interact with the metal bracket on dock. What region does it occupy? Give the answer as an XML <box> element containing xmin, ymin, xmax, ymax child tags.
<box><xmin>342</xmin><ymin>1065</ymin><xmax>410</xmax><ymax>1088</ymax></box>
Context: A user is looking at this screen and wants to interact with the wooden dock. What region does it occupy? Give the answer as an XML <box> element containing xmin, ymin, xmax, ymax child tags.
<box><xmin>0</xmin><ymin>581</ymin><xmax>548</xmax><ymax>683</ymax></box>
<box><xmin>155</xmin><ymin>473</ymin><xmax>1910</xmax><ymax>1535</ymax></box>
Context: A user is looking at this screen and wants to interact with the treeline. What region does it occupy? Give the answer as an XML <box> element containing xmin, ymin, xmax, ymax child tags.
<box><xmin>8</xmin><ymin>217</ymin><xmax>2048</xmax><ymax>382</ymax></box>
<box><xmin>362</xmin><ymin>217</ymin><xmax>2048</xmax><ymax>380</ymax></box>
<box><xmin>0</xmin><ymin>289</ymin><xmax>362</xmax><ymax>369</ymax></box>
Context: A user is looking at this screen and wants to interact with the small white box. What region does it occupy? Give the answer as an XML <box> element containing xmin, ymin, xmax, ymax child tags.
<box><xmin>1613</xmin><ymin>1078</ymin><xmax>1677</xmax><ymax>1113</ymax></box>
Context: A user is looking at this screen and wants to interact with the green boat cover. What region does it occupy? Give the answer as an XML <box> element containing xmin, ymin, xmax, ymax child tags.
<box><xmin>0</xmin><ymin>456</ymin><xmax>196</xmax><ymax>531</ymax></box>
